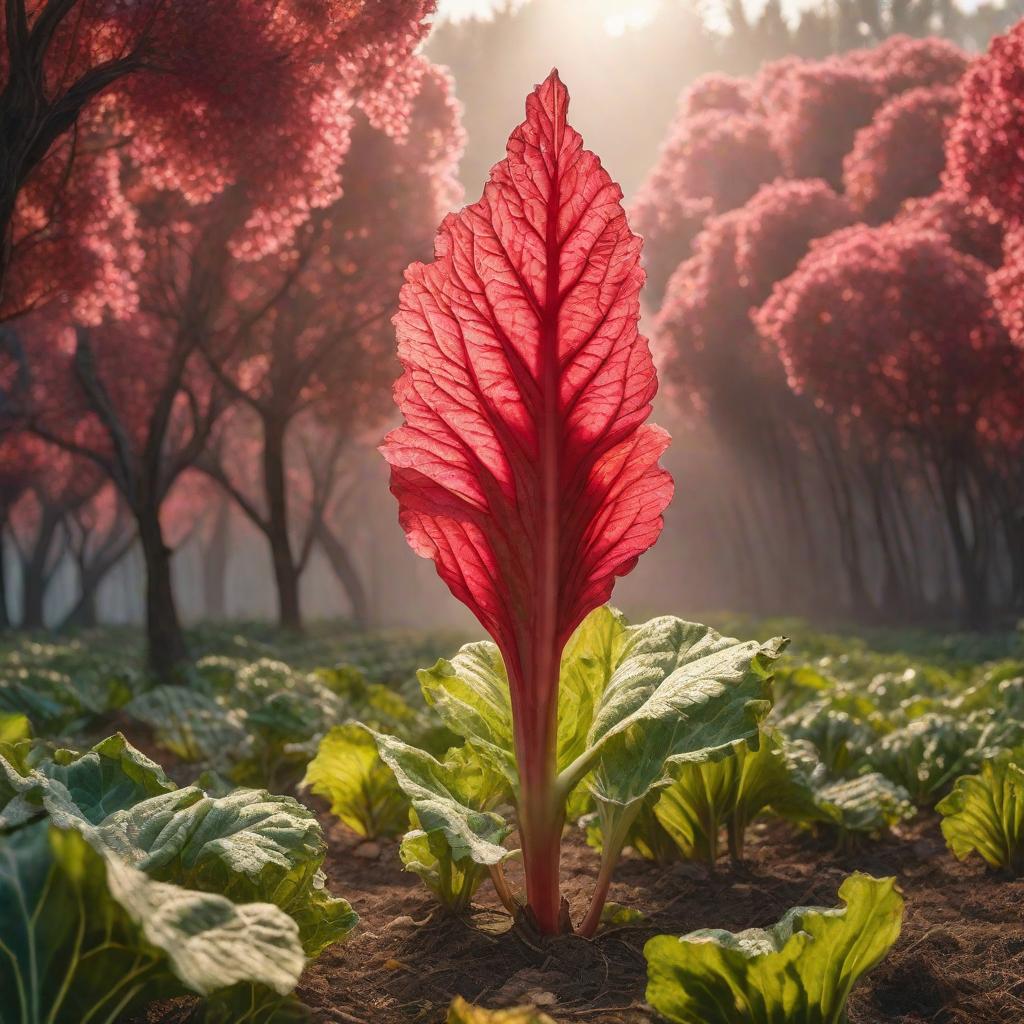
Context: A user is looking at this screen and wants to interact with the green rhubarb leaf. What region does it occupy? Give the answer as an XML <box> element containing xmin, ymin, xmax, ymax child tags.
<box><xmin>125</xmin><ymin>685</ymin><xmax>251</xmax><ymax>767</ymax></box>
<box><xmin>418</xmin><ymin>606</ymin><xmax>633</xmax><ymax>793</ymax></box>
<box><xmin>106</xmin><ymin>843</ymin><xmax>305</xmax><ymax>997</ymax></box>
<box><xmin>40</xmin><ymin>733</ymin><xmax>178</xmax><ymax>822</ymax></box>
<box><xmin>937</xmin><ymin>758</ymin><xmax>1024</xmax><ymax>875</ymax></box>
<box><xmin>447</xmin><ymin>997</ymin><xmax>557</xmax><ymax>1023</ymax></box>
<box><xmin>644</xmin><ymin>873</ymin><xmax>904</xmax><ymax>1024</ymax></box>
<box><xmin>372</xmin><ymin>731</ymin><xmax>513</xmax><ymax>867</ymax></box>
<box><xmin>568</xmin><ymin>619</ymin><xmax>780</xmax><ymax>859</ymax></box>
<box><xmin>556</xmin><ymin>606</ymin><xmax>630</xmax><ymax>772</ymax></box>
<box><xmin>1</xmin><ymin>736</ymin><xmax>355</xmax><ymax>959</ymax></box>
<box><xmin>0</xmin><ymin>821</ymin><xmax>306</xmax><ymax>1024</ymax></box>
<box><xmin>303</xmin><ymin>723</ymin><xmax>409</xmax><ymax>839</ymax></box>
<box><xmin>776</xmin><ymin>700</ymin><xmax>876</xmax><ymax>778</ymax></box>
<box><xmin>95</xmin><ymin>785</ymin><xmax>357</xmax><ymax>954</ymax></box>
<box><xmin>193</xmin><ymin>986</ymin><xmax>313</xmax><ymax>1023</ymax></box>
<box><xmin>419</xmin><ymin>642</ymin><xmax>518</xmax><ymax>788</ymax></box>
<box><xmin>813</xmin><ymin>773</ymin><xmax>915</xmax><ymax>838</ymax></box>
<box><xmin>584</xmin><ymin>619</ymin><xmax>781</xmax><ymax>782</ymax></box>
<box><xmin>397</xmin><ymin>743</ymin><xmax>510</xmax><ymax>909</ymax></box>
<box><xmin>653</xmin><ymin>732</ymin><xmax>791</xmax><ymax>865</ymax></box>
<box><xmin>0</xmin><ymin>732</ymin><xmax>178</xmax><ymax>830</ymax></box>
<box><xmin>865</xmin><ymin>712</ymin><xmax>996</xmax><ymax>804</ymax></box>
<box><xmin>601</xmin><ymin>902</ymin><xmax>646</xmax><ymax>925</ymax></box>
<box><xmin>0</xmin><ymin>713</ymin><xmax>29</xmax><ymax>745</ymax></box>
<box><xmin>400</xmin><ymin>826</ymin><xmax>488</xmax><ymax>912</ymax></box>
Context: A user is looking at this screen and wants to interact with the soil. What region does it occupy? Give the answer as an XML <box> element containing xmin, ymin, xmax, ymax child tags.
<box><xmin>292</xmin><ymin>808</ymin><xmax>1024</xmax><ymax>1024</ymax></box>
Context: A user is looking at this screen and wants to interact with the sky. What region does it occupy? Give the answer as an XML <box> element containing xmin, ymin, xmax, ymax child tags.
<box><xmin>436</xmin><ymin>0</ymin><xmax>663</xmax><ymax>33</ymax></box>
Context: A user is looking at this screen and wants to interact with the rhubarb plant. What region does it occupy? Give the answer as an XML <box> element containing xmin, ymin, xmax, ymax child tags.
<box><xmin>0</xmin><ymin>734</ymin><xmax>355</xmax><ymax>1021</ymax></box>
<box><xmin>645</xmin><ymin>873</ymin><xmax>904</xmax><ymax>1024</ymax></box>
<box><xmin>937</xmin><ymin>757</ymin><xmax>1024</xmax><ymax>875</ymax></box>
<box><xmin>302</xmin><ymin>723</ymin><xmax>410</xmax><ymax>839</ymax></box>
<box><xmin>650</xmin><ymin>730</ymin><xmax>794</xmax><ymax>866</ymax></box>
<box><xmin>375</xmin><ymin>70</ymin><xmax>782</xmax><ymax>936</ymax></box>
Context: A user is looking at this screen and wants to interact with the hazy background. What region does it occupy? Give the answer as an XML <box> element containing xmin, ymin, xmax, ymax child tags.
<box><xmin>12</xmin><ymin>0</ymin><xmax>1023</xmax><ymax>633</ymax></box>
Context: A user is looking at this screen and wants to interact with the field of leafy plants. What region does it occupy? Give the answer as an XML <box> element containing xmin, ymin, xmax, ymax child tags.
<box><xmin>6</xmin><ymin>3</ymin><xmax>1024</xmax><ymax>1023</ymax></box>
<box><xmin>1</xmin><ymin>615</ymin><xmax>1021</xmax><ymax>1023</ymax></box>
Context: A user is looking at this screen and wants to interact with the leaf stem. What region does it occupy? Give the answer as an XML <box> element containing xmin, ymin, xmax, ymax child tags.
<box><xmin>576</xmin><ymin>802</ymin><xmax>641</xmax><ymax>938</ymax></box>
<box><xmin>487</xmin><ymin>861</ymin><xmax>519</xmax><ymax>916</ymax></box>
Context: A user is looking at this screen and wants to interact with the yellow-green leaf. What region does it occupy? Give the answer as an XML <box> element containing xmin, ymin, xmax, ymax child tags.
<box><xmin>302</xmin><ymin>723</ymin><xmax>409</xmax><ymax>839</ymax></box>
<box><xmin>448</xmin><ymin>996</ymin><xmax>557</xmax><ymax>1023</ymax></box>
<box><xmin>937</xmin><ymin>758</ymin><xmax>1024</xmax><ymax>875</ymax></box>
<box><xmin>645</xmin><ymin>873</ymin><xmax>903</xmax><ymax>1024</ymax></box>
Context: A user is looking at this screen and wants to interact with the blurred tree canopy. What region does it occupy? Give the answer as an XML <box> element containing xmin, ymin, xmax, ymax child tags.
<box><xmin>428</xmin><ymin>0</ymin><xmax>1024</xmax><ymax>199</ymax></box>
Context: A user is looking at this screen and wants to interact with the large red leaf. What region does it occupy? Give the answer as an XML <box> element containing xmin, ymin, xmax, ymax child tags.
<box><xmin>381</xmin><ymin>69</ymin><xmax>673</xmax><ymax>705</ymax></box>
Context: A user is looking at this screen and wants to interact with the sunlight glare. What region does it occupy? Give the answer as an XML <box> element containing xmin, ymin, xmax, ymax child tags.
<box><xmin>604</xmin><ymin>0</ymin><xmax>660</xmax><ymax>37</ymax></box>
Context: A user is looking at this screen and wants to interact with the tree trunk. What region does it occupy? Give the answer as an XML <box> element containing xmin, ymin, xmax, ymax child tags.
<box><xmin>58</xmin><ymin>535</ymin><xmax>135</xmax><ymax>632</ymax></box>
<box><xmin>64</xmin><ymin>586</ymin><xmax>98</xmax><ymax>629</ymax></box>
<box><xmin>940</xmin><ymin>466</ymin><xmax>989</xmax><ymax>629</ymax></box>
<box><xmin>20</xmin><ymin>506</ymin><xmax>62</xmax><ymax>630</ymax></box>
<box><xmin>136</xmin><ymin>500</ymin><xmax>189</xmax><ymax>681</ymax></box>
<box><xmin>0</xmin><ymin>520</ymin><xmax>9</xmax><ymax>631</ymax></box>
<box><xmin>202</xmin><ymin>496</ymin><xmax>231</xmax><ymax>621</ymax></box>
<box><xmin>263</xmin><ymin>416</ymin><xmax>302</xmax><ymax>631</ymax></box>
<box><xmin>316</xmin><ymin>520</ymin><xmax>370</xmax><ymax>627</ymax></box>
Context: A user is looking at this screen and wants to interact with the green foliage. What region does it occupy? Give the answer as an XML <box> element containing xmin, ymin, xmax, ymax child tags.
<box><xmin>0</xmin><ymin>821</ymin><xmax>306</xmax><ymax>1024</ymax></box>
<box><xmin>0</xmin><ymin>638</ymin><xmax>138</xmax><ymax>738</ymax></box>
<box><xmin>125</xmin><ymin>657</ymin><xmax>350</xmax><ymax>789</ymax></box>
<box><xmin>0</xmin><ymin>713</ymin><xmax>29</xmax><ymax>744</ymax></box>
<box><xmin>651</xmin><ymin>731</ymin><xmax>793</xmax><ymax>866</ymax></box>
<box><xmin>776</xmin><ymin>701</ymin><xmax>876</xmax><ymax>776</ymax></box>
<box><xmin>864</xmin><ymin>711</ymin><xmax>1012</xmax><ymax>804</ymax></box>
<box><xmin>373</xmin><ymin>732</ymin><xmax>514</xmax><ymax>869</ymax></box>
<box><xmin>395</xmin><ymin>743</ymin><xmax>510</xmax><ymax>911</ymax></box>
<box><xmin>809</xmin><ymin>774</ymin><xmax>915</xmax><ymax>845</ymax></box>
<box><xmin>582</xmin><ymin>793</ymin><xmax>681</xmax><ymax>864</ymax></box>
<box><xmin>368</xmin><ymin>607</ymin><xmax>780</xmax><ymax>924</ymax></box>
<box><xmin>399</xmin><ymin>825</ymin><xmax>487</xmax><ymax>913</ymax></box>
<box><xmin>303</xmin><ymin>723</ymin><xmax>410</xmax><ymax>839</ymax></box>
<box><xmin>937</xmin><ymin>757</ymin><xmax>1024</xmax><ymax>875</ymax></box>
<box><xmin>645</xmin><ymin>873</ymin><xmax>904</xmax><ymax>1024</ymax></box>
<box><xmin>0</xmin><ymin>734</ymin><xmax>355</xmax><ymax>1021</ymax></box>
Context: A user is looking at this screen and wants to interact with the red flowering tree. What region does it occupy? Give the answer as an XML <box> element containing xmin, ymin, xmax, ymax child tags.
<box><xmin>14</xmin><ymin>4</ymin><xmax>449</xmax><ymax>673</ymax></box>
<box><xmin>894</xmin><ymin>191</ymin><xmax>1006</xmax><ymax>267</ymax></box>
<box><xmin>946</xmin><ymin>19</ymin><xmax>1024</xmax><ymax>228</ymax></box>
<box><xmin>946</xmin><ymin>19</ymin><xmax>1024</xmax><ymax>353</ymax></box>
<box><xmin>843</xmin><ymin>86</ymin><xmax>960</xmax><ymax>222</ymax></box>
<box><xmin>656</xmin><ymin>179</ymin><xmax>860</xmax><ymax>607</ymax></box>
<box><xmin>636</xmin><ymin>35</ymin><xmax>970</xmax><ymax>295</ymax></box>
<box><xmin>22</xmin><ymin>305</ymin><xmax>220</xmax><ymax>670</ymax></box>
<box><xmin>0</xmin><ymin>1</ymin><xmax>435</xmax><ymax>319</ymax></box>
<box><xmin>60</xmin><ymin>481</ymin><xmax>134</xmax><ymax>629</ymax></box>
<box><xmin>0</xmin><ymin>430</ymin><xmax>34</xmax><ymax>631</ymax></box>
<box><xmin>196</xmin><ymin>66</ymin><xmax>463</xmax><ymax>631</ymax></box>
<box><xmin>5</xmin><ymin>437</ymin><xmax>103</xmax><ymax>628</ymax></box>
<box><xmin>633</xmin><ymin>98</ymin><xmax>781</xmax><ymax>300</ymax></box>
<box><xmin>756</xmin><ymin>225</ymin><xmax>1022</xmax><ymax>624</ymax></box>
<box><xmin>640</xmin><ymin>33</ymin><xmax>1024</xmax><ymax>622</ymax></box>
<box><xmin>763</xmin><ymin>60</ymin><xmax>884</xmax><ymax>186</ymax></box>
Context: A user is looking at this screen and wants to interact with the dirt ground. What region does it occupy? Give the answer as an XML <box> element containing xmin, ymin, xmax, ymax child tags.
<box><xmin>292</xmin><ymin>808</ymin><xmax>1024</xmax><ymax>1024</ymax></box>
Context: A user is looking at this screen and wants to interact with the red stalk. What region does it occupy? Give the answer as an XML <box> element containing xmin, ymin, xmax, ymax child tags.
<box><xmin>513</xmin><ymin>652</ymin><xmax>564</xmax><ymax>932</ymax></box>
<box><xmin>513</xmin><ymin>77</ymin><xmax>569</xmax><ymax>935</ymax></box>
